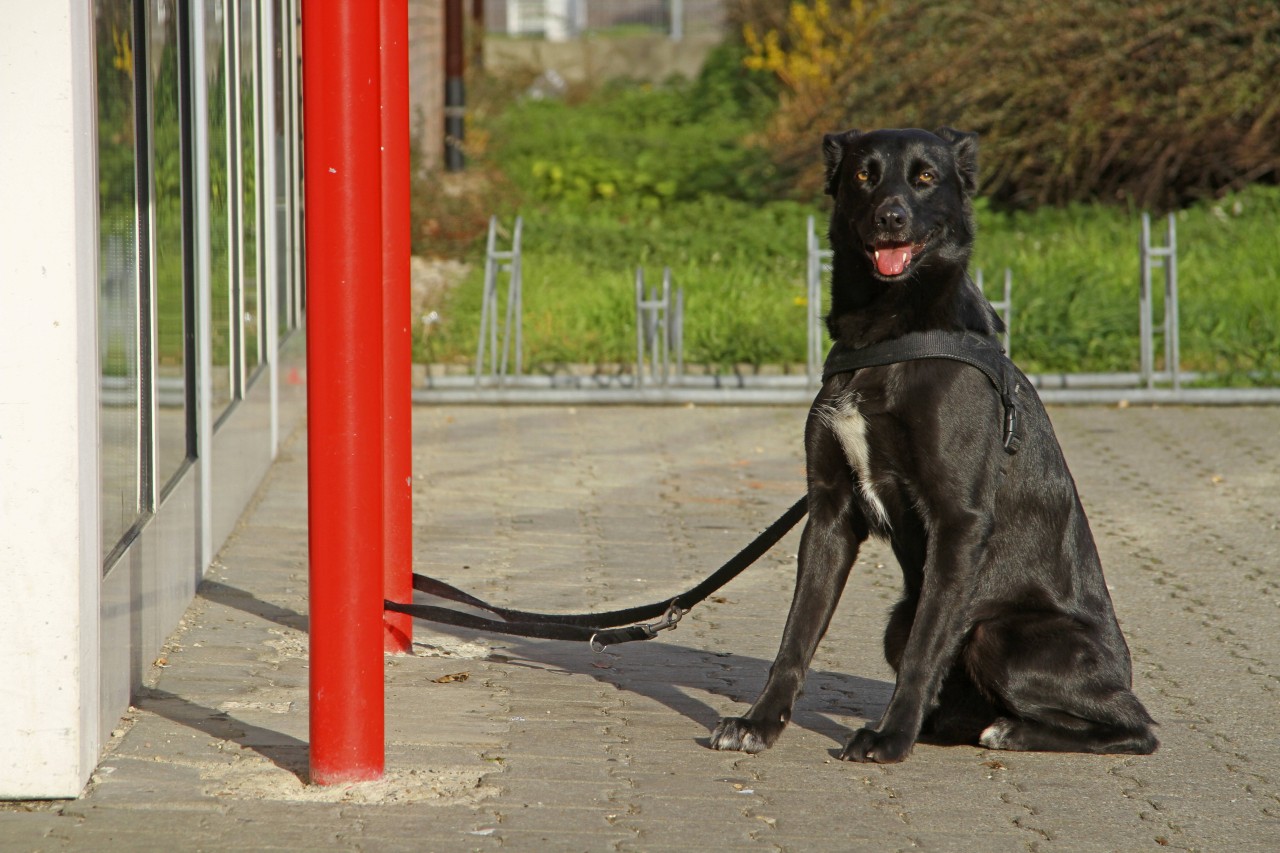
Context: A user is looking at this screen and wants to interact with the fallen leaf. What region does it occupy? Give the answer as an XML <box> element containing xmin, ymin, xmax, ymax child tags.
<box><xmin>981</xmin><ymin>759</ymin><xmax>1006</xmax><ymax>770</ymax></box>
<box><xmin>432</xmin><ymin>671</ymin><xmax>470</xmax><ymax>684</ymax></box>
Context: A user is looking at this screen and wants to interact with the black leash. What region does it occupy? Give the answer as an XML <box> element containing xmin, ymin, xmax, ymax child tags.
<box><xmin>387</xmin><ymin>330</ymin><xmax>1023</xmax><ymax>651</ymax></box>
<box><xmin>385</xmin><ymin>496</ymin><xmax>808</xmax><ymax>650</ymax></box>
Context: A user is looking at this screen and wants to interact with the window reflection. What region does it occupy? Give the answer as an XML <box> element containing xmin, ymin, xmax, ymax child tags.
<box><xmin>206</xmin><ymin>0</ymin><xmax>233</xmax><ymax>412</ymax></box>
<box><xmin>92</xmin><ymin>0</ymin><xmax>304</xmax><ymax>566</ymax></box>
<box><xmin>274</xmin><ymin>0</ymin><xmax>291</xmax><ymax>337</ymax></box>
<box><xmin>240</xmin><ymin>0</ymin><xmax>260</xmax><ymax>370</ymax></box>
<box><xmin>151</xmin><ymin>0</ymin><xmax>190</xmax><ymax>489</ymax></box>
<box><xmin>97</xmin><ymin>0</ymin><xmax>141</xmax><ymax>560</ymax></box>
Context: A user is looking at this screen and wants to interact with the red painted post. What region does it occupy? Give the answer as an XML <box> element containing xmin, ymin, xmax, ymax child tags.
<box><xmin>303</xmin><ymin>0</ymin><xmax>385</xmax><ymax>784</ymax></box>
<box><xmin>380</xmin><ymin>0</ymin><xmax>414</xmax><ymax>654</ymax></box>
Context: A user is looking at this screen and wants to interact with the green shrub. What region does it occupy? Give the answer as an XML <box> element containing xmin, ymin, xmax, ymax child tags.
<box><xmin>729</xmin><ymin>0</ymin><xmax>1280</xmax><ymax>210</ymax></box>
<box><xmin>489</xmin><ymin>47</ymin><xmax>778</xmax><ymax>208</ymax></box>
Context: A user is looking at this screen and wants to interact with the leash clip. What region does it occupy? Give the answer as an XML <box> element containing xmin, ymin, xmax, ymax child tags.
<box><xmin>590</xmin><ymin>601</ymin><xmax>685</xmax><ymax>653</ymax></box>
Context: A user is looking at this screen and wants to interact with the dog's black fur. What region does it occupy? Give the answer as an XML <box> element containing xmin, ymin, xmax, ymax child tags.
<box><xmin>709</xmin><ymin>128</ymin><xmax>1158</xmax><ymax>763</ymax></box>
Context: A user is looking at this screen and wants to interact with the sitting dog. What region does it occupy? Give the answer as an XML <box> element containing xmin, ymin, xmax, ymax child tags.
<box><xmin>710</xmin><ymin>127</ymin><xmax>1158</xmax><ymax>763</ymax></box>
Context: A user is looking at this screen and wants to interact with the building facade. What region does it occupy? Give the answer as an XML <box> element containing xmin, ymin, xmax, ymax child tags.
<box><xmin>1</xmin><ymin>0</ymin><xmax>452</xmax><ymax>799</ymax></box>
<box><xmin>0</xmin><ymin>0</ymin><xmax>306</xmax><ymax>798</ymax></box>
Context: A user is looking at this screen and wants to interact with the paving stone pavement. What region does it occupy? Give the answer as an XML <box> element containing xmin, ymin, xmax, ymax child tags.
<box><xmin>3</xmin><ymin>404</ymin><xmax>1278</xmax><ymax>852</ymax></box>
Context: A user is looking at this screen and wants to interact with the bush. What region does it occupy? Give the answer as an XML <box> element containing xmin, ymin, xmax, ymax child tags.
<box><xmin>730</xmin><ymin>0</ymin><xmax>1280</xmax><ymax>210</ymax></box>
<box><xmin>488</xmin><ymin>46</ymin><xmax>778</xmax><ymax>208</ymax></box>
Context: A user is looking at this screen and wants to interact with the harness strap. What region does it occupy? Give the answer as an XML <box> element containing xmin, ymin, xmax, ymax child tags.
<box><xmin>385</xmin><ymin>496</ymin><xmax>809</xmax><ymax>650</ymax></box>
<box><xmin>822</xmin><ymin>330</ymin><xmax>1025</xmax><ymax>454</ymax></box>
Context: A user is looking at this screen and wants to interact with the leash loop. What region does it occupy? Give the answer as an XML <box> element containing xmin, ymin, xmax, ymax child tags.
<box><xmin>589</xmin><ymin>601</ymin><xmax>685</xmax><ymax>652</ymax></box>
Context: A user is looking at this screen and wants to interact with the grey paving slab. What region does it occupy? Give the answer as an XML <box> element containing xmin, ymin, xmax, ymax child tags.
<box><xmin>3</xmin><ymin>404</ymin><xmax>1278</xmax><ymax>852</ymax></box>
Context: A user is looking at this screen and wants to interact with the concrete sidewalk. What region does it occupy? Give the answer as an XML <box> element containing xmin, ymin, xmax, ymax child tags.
<box><xmin>3</xmin><ymin>404</ymin><xmax>1278</xmax><ymax>851</ymax></box>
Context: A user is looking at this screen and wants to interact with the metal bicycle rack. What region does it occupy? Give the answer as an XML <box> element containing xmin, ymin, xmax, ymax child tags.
<box><xmin>1139</xmin><ymin>212</ymin><xmax>1180</xmax><ymax>390</ymax></box>
<box><xmin>635</xmin><ymin>266</ymin><xmax>684</xmax><ymax>388</ymax></box>
<box><xmin>474</xmin><ymin>215</ymin><xmax>524</xmax><ymax>385</ymax></box>
<box><xmin>806</xmin><ymin>215</ymin><xmax>833</xmax><ymax>385</ymax></box>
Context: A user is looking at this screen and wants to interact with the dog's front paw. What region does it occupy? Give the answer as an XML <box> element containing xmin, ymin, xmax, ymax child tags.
<box><xmin>709</xmin><ymin>716</ymin><xmax>786</xmax><ymax>754</ymax></box>
<box><xmin>840</xmin><ymin>727</ymin><xmax>915</xmax><ymax>763</ymax></box>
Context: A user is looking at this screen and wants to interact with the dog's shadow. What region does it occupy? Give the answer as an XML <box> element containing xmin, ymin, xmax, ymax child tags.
<box><xmin>411</xmin><ymin>620</ymin><xmax>893</xmax><ymax>754</ymax></box>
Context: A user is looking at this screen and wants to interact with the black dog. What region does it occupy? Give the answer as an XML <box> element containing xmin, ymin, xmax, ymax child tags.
<box><xmin>709</xmin><ymin>128</ymin><xmax>1158</xmax><ymax>763</ymax></box>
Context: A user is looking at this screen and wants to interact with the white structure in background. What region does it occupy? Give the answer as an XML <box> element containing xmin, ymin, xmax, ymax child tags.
<box><xmin>504</xmin><ymin>0</ymin><xmax>695</xmax><ymax>40</ymax></box>
<box><xmin>544</xmin><ymin>0</ymin><xmax>587</xmax><ymax>41</ymax></box>
<box><xmin>507</xmin><ymin>0</ymin><xmax>585</xmax><ymax>40</ymax></box>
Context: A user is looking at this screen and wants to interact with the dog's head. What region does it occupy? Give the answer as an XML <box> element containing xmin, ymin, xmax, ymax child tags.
<box><xmin>823</xmin><ymin>127</ymin><xmax>979</xmax><ymax>282</ymax></box>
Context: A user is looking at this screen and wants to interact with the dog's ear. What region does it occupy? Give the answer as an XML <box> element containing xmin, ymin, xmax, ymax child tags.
<box><xmin>822</xmin><ymin>130</ymin><xmax>862</xmax><ymax>196</ymax></box>
<box><xmin>935</xmin><ymin>127</ymin><xmax>979</xmax><ymax>194</ymax></box>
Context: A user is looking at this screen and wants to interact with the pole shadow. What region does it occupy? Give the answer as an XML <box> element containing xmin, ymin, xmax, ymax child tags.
<box><xmin>133</xmin><ymin>687</ymin><xmax>309</xmax><ymax>782</ymax></box>
<box><xmin>197</xmin><ymin>579</ymin><xmax>308</xmax><ymax>632</ymax></box>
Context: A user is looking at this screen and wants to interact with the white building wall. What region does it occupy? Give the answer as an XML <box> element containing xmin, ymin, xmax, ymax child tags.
<box><xmin>0</xmin><ymin>0</ymin><xmax>308</xmax><ymax>799</ymax></box>
<box><xmin>0</xmin><ymin>1</ymin><xmax>102</xmax><ymax>798</ymax></box>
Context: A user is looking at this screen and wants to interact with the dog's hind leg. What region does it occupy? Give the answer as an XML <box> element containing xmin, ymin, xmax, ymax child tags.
<box><xmin>919</xmin><ymin>667</ymin><xmax>1002</xmax><ymax>746</ymax></box>
<box><xmin>978</xmin><ymin>716</ymin><xmax>1158</xmax><ymax>755</ymax></box>
<box><xmin>710</xmin><ymin>419</ymin><xmax>869</xmax><ymax>754</ymax></box>
<box><xmin>965</xmin><ymin>613</ymin><xmax>1159</xmax><ymax>755</ymax></box>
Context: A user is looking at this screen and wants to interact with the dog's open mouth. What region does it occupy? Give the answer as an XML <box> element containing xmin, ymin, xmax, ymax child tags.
<box><xmin>866</xmin><ymin>239</ymin><xmax>929</xmax><ymax>278</ymax></box>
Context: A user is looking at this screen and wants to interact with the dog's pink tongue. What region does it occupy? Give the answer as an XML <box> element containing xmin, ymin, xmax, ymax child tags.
<box><xmin>875</xmin><ymin>244</ymin><xmax>913</xmax><ymax>277</ymax></box>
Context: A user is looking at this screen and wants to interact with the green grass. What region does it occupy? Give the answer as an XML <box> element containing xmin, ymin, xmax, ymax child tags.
<box><xmin>420</xmin><ymin>74</ymin><xmax>1279</xmax><ymax>382</ymax></box>
<box><xmin>971</xmin><ymin>188</ymin><xmax>1280</xmax><ymax>376</ymax></box>
<box><xmin>423</xmin><ymin>184</ymin><xmax>1280</xmax><ymax>380</ymax></box>
<box><xmin>421</xmin><ymin>196</ymin><xmax>814</xmax><ymax>370</ymax></box>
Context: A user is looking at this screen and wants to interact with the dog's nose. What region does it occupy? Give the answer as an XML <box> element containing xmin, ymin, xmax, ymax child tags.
<box><xmin>875</xmin><ymin>200</ymin><xmax>909</xmax><ymax>231</ymax></box>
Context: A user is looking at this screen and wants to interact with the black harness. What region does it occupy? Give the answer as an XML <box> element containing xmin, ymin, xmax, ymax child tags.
<box><xmin>822</xmin><ymin>329</ymin><xmax>1025</xmax><ymax>454</ymax></box>
<box><xmin>387</xmin><ymin>330</ymin><xmax>1023</xmax><ymax>649</ymax></box>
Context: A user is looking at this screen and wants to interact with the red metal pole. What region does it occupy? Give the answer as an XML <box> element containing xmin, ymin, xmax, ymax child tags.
<box><xmin>380</xmin><ymin>0</ymin><xmax>413</xmax><ymax>654</ymax></box>
<box><xmin>303</xmin><ymin>0</ymin><xmax>385</xmax><ymax>784</ymax></box>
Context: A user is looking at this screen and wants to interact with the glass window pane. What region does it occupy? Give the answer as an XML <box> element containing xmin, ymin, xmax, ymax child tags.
<box><xmin>240</xmin><ymin>1</ymin><xmax>260</xmax><ymax>369</ymax></box>
<box><xmin>152</xmin><ymin>0</ymin><xmax>189</xmax><ymax>487</ymax></box>
<box><xmin>96</xmin><ymin>0</ymin><xmax>142</xmax><ymax>560</ymax></box>
<box><xmin>273</xmin><ymin>0</ymin><xmax>292</xmax><ymax>337</ymax></box>
<box><xmin>206</xmin><ymin>0</ymin><xmax>233</xmax><ymax>413</ymax></box>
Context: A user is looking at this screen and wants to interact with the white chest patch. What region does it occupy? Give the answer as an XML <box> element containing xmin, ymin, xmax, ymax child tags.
<box><xmin>820</xmin><ymin>398</ymin><xmax>890</xmax><ymax>529</ymax></box>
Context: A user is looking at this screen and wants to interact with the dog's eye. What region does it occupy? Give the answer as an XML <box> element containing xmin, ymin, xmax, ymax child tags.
<box><xmin>918</xmin><ymin>170</ymin><xmax>937</xmax><ymax>184</ymax></box>
<box><xmin>855</xmin><ymin>169</ymin><xmax>871</xmax><ymax>182</ymax></box>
